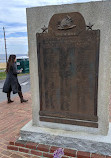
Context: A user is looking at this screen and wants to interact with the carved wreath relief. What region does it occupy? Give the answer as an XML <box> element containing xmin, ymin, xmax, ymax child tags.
<box><xmin>57</xmin><ymin>15</ymin><xmax>76</xmax><ymax>30</ymax></box>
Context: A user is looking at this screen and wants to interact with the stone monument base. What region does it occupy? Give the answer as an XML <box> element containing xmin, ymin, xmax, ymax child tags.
<box><xmin>20</xmin><ymin>121</ymin><xmax>111</xmax><ymax>156</ymax></box>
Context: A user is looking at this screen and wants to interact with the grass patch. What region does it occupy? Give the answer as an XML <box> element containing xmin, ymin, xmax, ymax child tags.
<box><xmin>0</xmin><ymin>72</ymin><xmax>6</xmax><ymax>80</ymax></box>
<box><xmin>0</xmin><ymin>72</ymin><xmax>29</xmax><ymax>80</ymax></box>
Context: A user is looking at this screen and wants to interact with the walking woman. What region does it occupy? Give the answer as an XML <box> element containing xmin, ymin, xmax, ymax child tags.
<box><xmin>3</xmin><ymin>55</ymin><xmax>28</xmax><ymax>103</ymax></box>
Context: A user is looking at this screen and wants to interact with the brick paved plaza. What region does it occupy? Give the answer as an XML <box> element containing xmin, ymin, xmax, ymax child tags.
<box><xmin>0</xmin><ymin>92</ymin><xmax>33</xmax><ymax>158</ymax></box>
<box><xmin>0</xmin><ymin>92</ymin><xmax>111</xmax><ymax>158</ymax></box>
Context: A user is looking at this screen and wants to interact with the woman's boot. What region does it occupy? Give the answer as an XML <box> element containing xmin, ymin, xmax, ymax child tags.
<box><xmin>7</xmin><ymin>92</ymin><xmax>14</xmax><ymax>103</ymax></box>
<box><xmin>18</xmin><ymin>91</ymin><xmax>28</xmax><ymax>103</ymax></box>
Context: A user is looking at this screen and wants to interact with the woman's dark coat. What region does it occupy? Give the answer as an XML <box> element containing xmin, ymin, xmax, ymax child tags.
<box><xmin>3</xmin><ymin>63</ymin><xmax>21</xmax><ymax>94</ymax></box>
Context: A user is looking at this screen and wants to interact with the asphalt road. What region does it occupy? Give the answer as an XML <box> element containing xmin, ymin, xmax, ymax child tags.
<box><xmin>0</xmin><ymin>74</ymin><xmax>30</xmax><ymax>103</ymax></box>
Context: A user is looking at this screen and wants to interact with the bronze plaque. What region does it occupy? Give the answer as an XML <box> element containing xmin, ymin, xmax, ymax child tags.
<box><xmin>37</xmin><ymin>12</ymin><xmax>100</xmax><ymax>128</ymax></box>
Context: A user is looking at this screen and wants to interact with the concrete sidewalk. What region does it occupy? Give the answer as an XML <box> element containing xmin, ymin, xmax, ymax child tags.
<box><xmin>0</xmin><ymin>92</ymin><xmax>33</xmax><ymax>158</ymax></box>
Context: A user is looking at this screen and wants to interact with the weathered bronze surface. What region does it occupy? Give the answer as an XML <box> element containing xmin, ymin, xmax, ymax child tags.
<box><xmin>37</xmin><ymin>12</ymin><xmax>100</xmax><ymax>128</ymax></box>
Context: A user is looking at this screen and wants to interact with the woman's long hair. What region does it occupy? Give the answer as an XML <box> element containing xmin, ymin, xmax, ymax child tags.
<box><xmin>6</xmin><ymin>55</ymin><xmax>16</xmax><ymax>73</ymax></box>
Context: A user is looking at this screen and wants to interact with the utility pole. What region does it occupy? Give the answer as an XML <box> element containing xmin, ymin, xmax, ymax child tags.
<box><xmin>3</xmin><ymin>27</ymin><xmax>7</xmax><ymax>64</ymax></box>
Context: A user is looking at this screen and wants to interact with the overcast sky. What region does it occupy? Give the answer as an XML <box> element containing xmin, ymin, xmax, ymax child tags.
<box><xmin>0</xmin><ymin>0</ymin><xmax>101</xmax><ymax>55</ymax></box>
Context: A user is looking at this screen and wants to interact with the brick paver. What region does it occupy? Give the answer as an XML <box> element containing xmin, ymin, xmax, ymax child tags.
<box><xmin>0</xmin><ymin>91</ymin><xmax>111</xmax><ymax>157</ymax></box>
<box><xmin>0</xmin><ymin>92</ymin><xmax>34</xmax><ymax>157</ymax></box>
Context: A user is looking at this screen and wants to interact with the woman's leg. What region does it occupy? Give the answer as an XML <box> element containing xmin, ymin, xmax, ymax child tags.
<box><xmin>18</xmin><ymin>82</ymin><xmax>28</xmax><ymax>103</ymax></box>
<box><xmin>7</xmin><ymin>91</ymin><xmax>14</xmax><ymax>103</ymax></box>
<box><xmin>18</xmin><ymin>91</ymin><xmax>28</xmax><ymax>103</ymax></box>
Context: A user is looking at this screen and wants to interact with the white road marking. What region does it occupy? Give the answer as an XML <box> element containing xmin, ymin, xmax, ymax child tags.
<box><xmin>21</xmin><ymin>81</ymin><xmax>28</xmax><ymax>86</ymax></box>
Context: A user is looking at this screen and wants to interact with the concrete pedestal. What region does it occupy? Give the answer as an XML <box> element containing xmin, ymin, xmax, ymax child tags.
<box><xmin>20</xmin><ymin>121</ymin><xmax>111</xmax><ymax>155</ymax></box>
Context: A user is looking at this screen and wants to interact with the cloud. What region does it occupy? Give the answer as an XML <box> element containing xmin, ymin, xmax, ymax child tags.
<box><xmin>7</xmin><ymin>36</ymin><xmax>28</xmax><ymax>45</ymax></box>
<box><xmin>0</xmin><ymin>0</ymin><xmax>102</xmax><ymax>55</ymax></box>
<box><xmin>0</xmin><ymin>36</ymin><xmax>28</xmax><ymax>54</ymax></box>
<box><xmin>11</xmin><ymin>0</ymin><xmax>76</xmax><ymax>7</ymax></box>
<box><xmin>5</xmin><ymin>26</ymin><xmax>27</xmax><ymax>36</ymax></box>
<box><xmin>0</xmin><ymin>7</ymin><xmax>26</xmax><ymax>24</ymax></box>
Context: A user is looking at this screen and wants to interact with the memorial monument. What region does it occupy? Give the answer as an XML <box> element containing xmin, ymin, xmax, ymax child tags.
<box><xmin>20</xmin><ymin>1</ymin><xmax>111</xmax><ymax>154</ymax></box>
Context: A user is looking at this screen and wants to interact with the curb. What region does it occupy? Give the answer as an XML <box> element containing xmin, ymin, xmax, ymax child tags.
<box><xmin>7</xmin><ymin>139</ymin><xmax>110</xmax><ymax>158</ymax></box>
